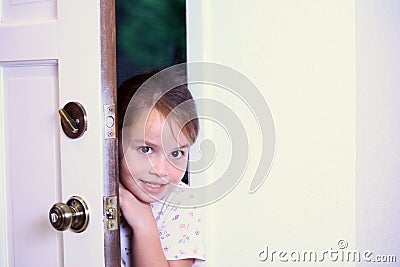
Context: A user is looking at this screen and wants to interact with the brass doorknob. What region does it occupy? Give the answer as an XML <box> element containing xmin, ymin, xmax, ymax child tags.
<box><xmin>49</xmin><ymin>196</ymin><xmax>89</xmax><ymax>233</ymax></box>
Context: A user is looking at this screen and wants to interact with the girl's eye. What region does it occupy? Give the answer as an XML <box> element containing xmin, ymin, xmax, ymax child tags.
<box><xmin>139</xmin><ymin>146</ymin><xmax>153</xmax><ymax>154</ymax></box>
<box><xmin>170</xmin><ymin>150</ymin><xmax>184</xmax><ymax>159</ymax></box>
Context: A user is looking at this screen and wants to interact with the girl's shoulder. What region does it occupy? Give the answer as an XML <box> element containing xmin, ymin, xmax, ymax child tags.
<box><xmin>152</xmin><ymin>183</ymin><xmax>206</xmax><ymax>264</ymax></box>
<box><xmin>151</xmin><ymin>182</ymin><xmax>203</xmax><ymax>224</ymax></box>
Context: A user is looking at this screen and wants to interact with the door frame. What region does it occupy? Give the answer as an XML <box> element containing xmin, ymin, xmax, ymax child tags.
<box><xmin>100</xmin><ymin>0</ymin><xmax>120</xmax><ymax>265</ymax></box>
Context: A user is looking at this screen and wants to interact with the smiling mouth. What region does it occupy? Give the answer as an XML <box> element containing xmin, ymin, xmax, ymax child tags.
<box><xmin>139</xmin><ymin>180</ymin><xmax>168</xmax><ymax>193</ymax></box>
<box><xmin>144</xmin><ymin>182</ymin><xmax>163</xmax><ymax>188</ymax></box>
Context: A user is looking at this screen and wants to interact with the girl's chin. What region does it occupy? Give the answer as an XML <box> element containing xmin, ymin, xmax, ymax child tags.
<box><xmin>137</xmin><ymin>194</ymin><xmax>159</xmax><ymax>204</ymax></box>
<box><xmin>135</xmin><ymin>186</ymin><xmax>171</xmax><ymax>203</ymax></box>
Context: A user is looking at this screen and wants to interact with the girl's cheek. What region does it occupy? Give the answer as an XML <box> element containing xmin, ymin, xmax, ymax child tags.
<box><xmin>169</xmin><ymin>166</ymin><xmax>187</xmax><ymax>184</ymax></box>
<box><xmin>119</xmin><ymin>160</ymin><xmax>132</xmax><ymax>183</ymax></box>
<box><xmin>120</xmin><ymin>153</ymin><xmax>139</xmax><ymax>178</ymax></box>
<box><xmin>169</xmin><ymin>157</ymin><xmax>188</xmax><ymax>170</ymax></box>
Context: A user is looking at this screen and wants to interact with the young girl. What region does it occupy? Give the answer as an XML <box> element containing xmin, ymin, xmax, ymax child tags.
<box><xmin>118</xmin><ymin>68</ymin><xmax>206</xmax><ymax>267</ymax></box>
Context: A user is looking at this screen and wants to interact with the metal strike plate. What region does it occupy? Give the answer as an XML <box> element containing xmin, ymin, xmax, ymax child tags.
<box><xmin>104</xmin><ymin>104</ymin><xmax>116</xmax><ymax>139</ymax></box>
<box><xmin>104</xmin><ymin>195</ymin><xmax>118</xmax><ymax>231</ymax></box>
<box><xmin>59</xmin><ymin>102</ymin><xmax>88</xmax><ymax>139</ymax></box>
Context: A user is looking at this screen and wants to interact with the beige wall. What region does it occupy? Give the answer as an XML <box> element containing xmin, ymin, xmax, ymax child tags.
<box><xmin>188</xmin><ymin>1</ymin><xmax>356</xmax><ymax>266</ymax></box>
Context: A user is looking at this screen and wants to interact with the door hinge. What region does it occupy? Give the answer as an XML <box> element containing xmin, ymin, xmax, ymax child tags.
<box><xmin>104</xmin><ymin>104</ymin><xmax>116</xmax><ymax>139</ymax></box>
<box><xmin>104</xmin><ymin>195</ymin><xmax>119</xmax><ymax>231</ymax></box>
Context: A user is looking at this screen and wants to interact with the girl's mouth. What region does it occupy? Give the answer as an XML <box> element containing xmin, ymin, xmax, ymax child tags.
<box><xmin>145</xmin><ymin>182</ymin><xmax>162</xmax><ymax>188</ymax></box>
<box><xmin>140</xmin><ymin>180</ymin><xmax>168</xmax><ymax>194</ymax></box>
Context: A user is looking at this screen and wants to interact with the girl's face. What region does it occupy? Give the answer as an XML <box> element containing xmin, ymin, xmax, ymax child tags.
<box><xmin>120</xmin><ymin>109</ymin><xmax>190</xmax><ymax>203</ymax></box>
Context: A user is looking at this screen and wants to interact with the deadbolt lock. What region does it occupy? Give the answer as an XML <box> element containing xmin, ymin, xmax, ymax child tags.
<box><xmin>49</xmin><ymin>196</ymin><xmax>89</xmax><ymax>233</ymax></box>
<box><xmin>59</xmin><ymin>102</ymin><xmax>87</xmax><ymax>139</ymax></box>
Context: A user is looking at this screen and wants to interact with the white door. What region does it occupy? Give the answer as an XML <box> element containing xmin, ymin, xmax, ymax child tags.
<box><xmin>0</xmin><ymin>1</ymin><xmax>119</xmax><ymax>267</ymax></box>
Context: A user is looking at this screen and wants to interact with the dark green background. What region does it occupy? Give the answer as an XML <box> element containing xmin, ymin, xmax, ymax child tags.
<box><xmin>116</xmin><ymin>0</ymin><xmax>187</xmax><ymax>86</ymax></box>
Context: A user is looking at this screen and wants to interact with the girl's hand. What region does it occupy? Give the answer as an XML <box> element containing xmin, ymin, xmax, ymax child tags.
<box><xmin>119</xmin><ymin>183</ymin><xmax>154</xmax><ymax>230</ymax></box>
<box><xmin>119</xmin><ymin>183</ymin><xmax>194</xmax><ymax>267</ymax></box>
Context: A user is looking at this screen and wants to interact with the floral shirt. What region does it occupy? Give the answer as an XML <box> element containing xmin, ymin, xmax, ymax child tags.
<box><xmin>121</xmin><ymin>182</ymin><xmax>206</xmax><ymax>266</ymax></box>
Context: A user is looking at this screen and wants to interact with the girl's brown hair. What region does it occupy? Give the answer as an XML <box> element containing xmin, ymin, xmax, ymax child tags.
<box><xmin>118</xmin><ymin>69</ymin><xmax>199</xmax><ymax>144</ymax></box>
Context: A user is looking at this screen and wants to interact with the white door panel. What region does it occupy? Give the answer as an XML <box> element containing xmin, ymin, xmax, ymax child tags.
<box><xmin>0</xmin><ymin>21</ymin><xmax>57</xmax><ymax>61</ymax></box>
<box><xmin>1</xmin><ymin>0</ymin><xmax>55</xmax><ymax>23</ymax></box>
<box><xmin>2</xmin><ymin>64</ymin><xmax>61</xmax><ymax>267</ymax></box>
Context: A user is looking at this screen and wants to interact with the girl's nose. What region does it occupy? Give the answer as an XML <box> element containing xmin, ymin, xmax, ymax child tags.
<box><xmin>149</xmin><ymin>155</ymin><xmax>168</xmax><ymax>177</ymax></box>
